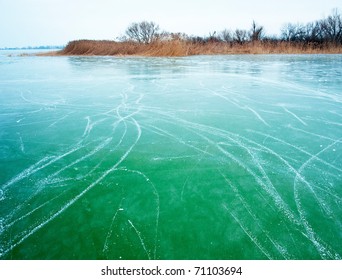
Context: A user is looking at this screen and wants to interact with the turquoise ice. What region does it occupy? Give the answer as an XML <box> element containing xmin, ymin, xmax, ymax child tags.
<box><xmin>0</xmin><ymin>52</ymin><xmax>341</xmax><ymax>259</ymax></box>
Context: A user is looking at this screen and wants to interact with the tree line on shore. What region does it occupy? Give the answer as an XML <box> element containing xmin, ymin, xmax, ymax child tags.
<box><xmin>123</xmin><ymin>9</ymin><xmax>342</xmax><ymax>46</ymax></box>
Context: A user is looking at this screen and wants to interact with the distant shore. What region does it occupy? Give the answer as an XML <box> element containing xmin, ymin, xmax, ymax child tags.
<box><xmin>43</xmin><ymin>39</ymin><xmax>342</xmax><ymax>57</ymax></box>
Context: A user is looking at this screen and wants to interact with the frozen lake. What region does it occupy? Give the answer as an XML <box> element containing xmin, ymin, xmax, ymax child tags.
<box><xmin>0</xmin><ymin>52</ymin><xmax>341</xmax><ymax>259</ymax></box>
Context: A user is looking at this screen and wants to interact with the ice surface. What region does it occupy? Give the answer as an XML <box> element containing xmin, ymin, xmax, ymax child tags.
<box><xmin>0</xmin><ymin>52</ymin><xmax>341</xmax><ymax>259</ymax></box>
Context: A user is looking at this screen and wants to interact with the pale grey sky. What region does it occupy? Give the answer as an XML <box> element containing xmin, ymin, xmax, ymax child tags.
<box><xmin>1</xmin><ymin>0</ymin><xmax>341</xmax><ymax>48</ymax></box>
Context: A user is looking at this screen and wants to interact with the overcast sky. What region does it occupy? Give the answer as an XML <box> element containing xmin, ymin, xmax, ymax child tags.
<box><xmin>1</xmin><ymin>0</ymin><xmax>341</xmax><ymax>48</ymax></box>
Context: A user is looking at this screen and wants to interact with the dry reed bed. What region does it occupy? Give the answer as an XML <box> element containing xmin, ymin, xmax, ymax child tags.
<box><xmin>54</xmin><ymin>39</ymin><xmax>342</xmax><ymax>57</ymax></box>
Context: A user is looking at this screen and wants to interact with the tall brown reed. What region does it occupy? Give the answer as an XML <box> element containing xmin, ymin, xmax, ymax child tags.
<box><xmin>55</xmin><ymin>39</ymin><xmax>342</xmax><ymax>57</ymax></box>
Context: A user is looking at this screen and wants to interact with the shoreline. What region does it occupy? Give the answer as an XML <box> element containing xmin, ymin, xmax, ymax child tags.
<box><xmin>38</xmin><ymin>40</ymin><xmax>342</xmax><ymax>57</ymax></box>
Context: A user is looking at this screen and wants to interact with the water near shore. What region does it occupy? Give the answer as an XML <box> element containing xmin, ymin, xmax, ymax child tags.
<box><xmin>0</xmin><ymin>52</ymin><xmax>341</xmax><ymax>259</ymax></box>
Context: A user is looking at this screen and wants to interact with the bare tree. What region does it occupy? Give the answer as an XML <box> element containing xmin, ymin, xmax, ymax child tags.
<box><xmin>303</xmin><ymin>22</ymin><xmax>322</xmax><ymax>43</ymax></box>
<box><xmin>319</xmin><ymin>9</ymin><xmax>342</xmax><ymax>43</ymax></box>
<box><xmin>281</xmin><ymin>23</ymin><xmax>293</xmax><ymax>41</ymax></box>
<box><xmin>125</xmin><ymin>21</ymin><xmax>160</xmax><ymax>44</ymax></box>
<box><xmin>219</xmin><ymin>29</ymin><xmax>233</xmax><ymax>42</ymax></box>
<box><xmin>234</xmin><ymin>29</ymin><xmax>248</xmax><ymax>44</ymax></box>
<box><xmin>281</xmin><ymin>23</ymin><xmax>306</xmax><ymax>42</ymax></box>
<box><xmin>249</xmin><ymin>21</ymin><xmax>264</xmax><ymax>41</ymax></box>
